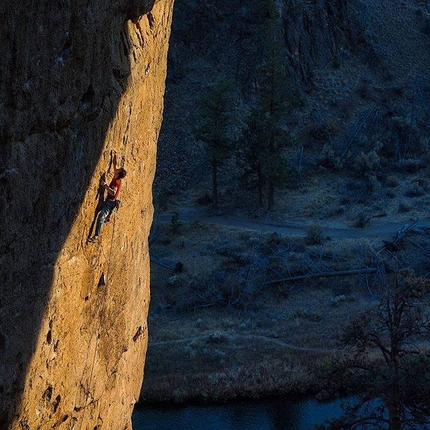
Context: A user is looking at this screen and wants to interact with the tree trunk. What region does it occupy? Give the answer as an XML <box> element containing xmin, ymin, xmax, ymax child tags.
<box><xmin>388</xmin><ymin>399</ymin><xmax>401</xmax><ymax>430</ymax></box>
<box><xmin>389</xmin><ymin>306</ymin><xmax>402</xmax><ymax>430</ymax></box>
<box><xmin>258</xmin><ymin>162</ymin><xmax>263</xmax><ymax>208</ymax></box>
<box><xmin>267</xmin><ymin>179</ymin><xmax>274</xmax><ymax>211</ymax></box>
<box><xmin>212</xmin><ymin>160</ymin><xmax>218</xmax><ymax>211</ymax></box>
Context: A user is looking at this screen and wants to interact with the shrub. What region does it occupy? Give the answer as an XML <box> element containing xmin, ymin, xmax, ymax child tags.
<box><xmin>157</xmin><ymin>187</ymin><xmax>172</xmax><ymax>211</ymax></box>
<box><xmin>293</xmin><ymin>308</ymin><xmax>323</xmax><ymax>322</ymax></box>
<box><xmin>330</xmin><ymin>295</ymin><xmax>347</xmax><ymax>307</ymax></box>
<box><xmin>353</xmin><ymin>212</ymin><xmax>370</xmax><ymax>228</ymax></box>
<box><xmin>238</xmin><ymin>231</ymin><xmax>251</xmax><ymax>241</ymax></box>
<box><xmin>365</xmin><ymin>174</ymin><xmax>381</xmax><ymax>194</ymax></box>
<box><xmin>398</xmin><ymin>201</ymin><xmax>412</xmax><ymax>213</ymax></box>
<box><xmin>206</xmin><ymin>332</ymin><xmax>229</xmax><ymax>344</ymax></box>
<box><xmin>267</xmin><ymin>232</ymin><xmax>282</xmax><ymax>246</ymax></box>
<box><xmin>170</xmin><ymin>211</ymin><xmax>182</xmax><ymax>234</ymax></box>
<box><xmin>402</xmin><ymin>158</ymin><xmax>426</xmax><ymax>173</ymax></box>
<box><xmin>197</xmin><ymin>191</ymin><xmax>213</xmax><ymax>205</ymax></box>
<box><xmin>405</xmin><ymin>182</ymin><xmax>425</xmax><ymax>197</ymax></box>
<box><xmin>353</xmin><ymin>150</ymin><xmax>380</xmax><ymax>176</ymax></box>
<box><xmin>306</xmin><ymin>224</ymin><xmax>324</xmax><ymax>245</ymax></box>
<box><xmin>385</xmin><ymin>175</ymin><xmax>399</xmax><ymax>188</ymax></box>
<box><xmin>420</xmin><ymin>16</ymin><xmax>430</xmax><ymax>34</ymax></box>
<box><xmin>319</xmin><ymin>143</ymin><xmax>344</xmax><ymax>170</ymax></box>
<box><xmin>357</xmin><ymin>79</ymin><xmax>372</xmax><ymax>100</ymax></box>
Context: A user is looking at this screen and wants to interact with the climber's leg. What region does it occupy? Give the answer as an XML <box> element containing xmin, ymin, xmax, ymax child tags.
<box><xmin>89</xmin><ymin>200</ymin><xmax>116</xmax><ymax>242</ymax></box>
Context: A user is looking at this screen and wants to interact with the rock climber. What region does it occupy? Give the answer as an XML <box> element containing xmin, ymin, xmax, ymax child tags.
<box><xmin>88</xmin><ymin>149</ymin><xmax>126</xmax><ymax>243</ymax></box>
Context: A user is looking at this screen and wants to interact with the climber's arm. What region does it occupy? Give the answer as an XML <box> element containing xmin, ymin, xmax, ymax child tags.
<box><xmin>104</xmin><ymin>183</ymin><xmax>117</xmax><ymax>198</ymax></box>
<box><xmin>111</xmin><ymin>149</ymin><xmax>117</xmax><ymax>170</ymax></box>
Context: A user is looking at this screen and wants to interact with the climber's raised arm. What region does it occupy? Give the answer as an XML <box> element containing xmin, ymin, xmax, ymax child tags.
<box><xmin>111</xmin><ymin>149</ymin><xmax>118</xmax><ymax>171</ymax></box>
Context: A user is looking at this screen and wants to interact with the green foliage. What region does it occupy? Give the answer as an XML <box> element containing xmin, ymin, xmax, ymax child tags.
<box><xmin>405</xmin><ymin>180</ymin><xmax>427</xmax><ymax>197</ymax></box>
<box><xmin>353</xmin><ymin>150</ymin><xmax>380</xmax><ymax>176</ymax></box>
<box><xmin>353</xmin><ymin>211</ymin><xmax>371</xmax><ymax>228</ymax></box>
<box><xmin>194</xmin><ymin>76</ymin><xmax>237</xmax><ymax>209</ymax></box>
<box><xmin>194</xmin><ymin>77</ymin><xmax>236</xmax><ymax>165</ymax></box>
<box><xmin>398</xmin><ymin>201</ymin><xmax>412</xmax><ymax>213</ymax></box>
<box><xmin>293</xmin><ymin>308</ymin><xmax>323</xmax><ymax>322</ymax></box>
<box><xmin>285</xmin><ymin>0</ymin><xmax>304</xmax><ymax>18</ymax></box>
<box><xmin>305</xmin><ymin>224</ymin><xmax>324</xmax><ymax>245</ymax></box>
<box><xmin>237</xmin><ymin>0</ymin><xmax>297</xmax><ymax>210</ymax></box>
<box><xmin>157</xmin><ymin>187</ymin><xmax>172</xmax><ymax>211</ymax></box>
<box><xmin>170</xmin><ymin>211</ymin><xmax>182</xmax><ymax>235</ymax></box>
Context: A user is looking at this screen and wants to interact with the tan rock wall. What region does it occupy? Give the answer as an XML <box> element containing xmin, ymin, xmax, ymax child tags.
<box><xmin>0</xmin><ymin>0</ymin><xmax>174</xmax><ymax>428</ymax></box>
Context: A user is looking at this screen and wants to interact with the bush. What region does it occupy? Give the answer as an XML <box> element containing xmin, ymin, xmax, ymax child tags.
<box><xmin>205</xmin><ymin>332</ymin><xmax>229</xmax><ymax>344</ymax></box>
<box><xmin>267</xmin><ymin>232</ymin><xmax>282</xmax><ymax>246</ymax></box>
<box><xmin>306</xmin><ymin>224</ymin><xmax>324</xmax><ymax>245</ymax></box>
<box><xmin>357</xmin><ymin>78</ymin><xmax>372</xmax><ymax>100</ymax></box>
<box><xmin>405</xmin><ymin>182</ymin><xmax>426</xmax><ymax>197</ymax></box>
<box><xmin>293</xmin><ymin>308</ymin><xmax>322</xmax><ymax>322</ymax></box>
<box><xmin>420</xmin><ymin>16</ymin><xmax>430</xmax><ymax>34</ymax></box>
<box><xmin>344</xmin><ymin>176</ymin><xmax>380</xmax><ymax>205</ymax></box>
<box><xmin>353</xmin><ymin>151</ymin><xmax>380</xmax><ymax>176</ymax></box>
<box><xmin>157</xmin><ymin>187</ymin><xmax>172</xmax><ymax>211</ymax></box>
<box><xmin>170</xmin><ymin>211</ymin><xmax>182</xmax><ymax>234</ymax></box>
<box><xmin>402</xmin><ymin>159</ymin><xmax>427</xmax><ymax>173</ymax></box>
<box><xmin>197</xmin><ymin>191</ymin><xmax>213</xmax><ymax>205</ymax></box>
<box><xmin>319</xmin><ymin>143</ymin><xmax>343</xmax><ymax>170</ymax></box>
<box><xmin>398</xmin><ymin>201</ymin><xmax>412</xmax><ymax>213</ymax></box>
<box><xmin>385</xmin><ymin>175</ymin><xmax>399</xmax><ymax>187</ymax></box>
<box><xmin>330</xmin><ymin>295</ymin><xmax>347</xmax><ymax>307</ymax></box>
<box><xmin>353</xmin><ymin>212</ymin><xmax>370</xmax><ymax>228</ymax></box>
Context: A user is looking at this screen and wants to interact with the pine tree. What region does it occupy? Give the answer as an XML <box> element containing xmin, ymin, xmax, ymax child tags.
<box><xmin>194</xmin><ymin>77</ymin><xmax>235</xmax><ymax>211</ymax></box>
<box><xmin>238</xmin><ymin>108</ymin><xmax>269</xmax><ymax>208</ymax></box>
<box><xmin>239</xmin><ymin>0</ymin><xmax>296</xmax><ymax>210</ymax></box>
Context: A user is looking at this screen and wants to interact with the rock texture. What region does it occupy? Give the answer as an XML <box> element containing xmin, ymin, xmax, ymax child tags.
<box><xmin>0</xmin><ymin>0</ymin><xmax>173</xmax><ymax>428</ymax></box>
<box><xmin>282</xmin><ymin>0</ymin><xmax>356</xmax><ymax>84</ymax></box>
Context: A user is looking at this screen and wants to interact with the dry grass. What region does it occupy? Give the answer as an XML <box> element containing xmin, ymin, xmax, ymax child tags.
<box><xmin>144</xmin><ymin>221</ymin><xmax>388</xmax><ymax>403</ymax></box>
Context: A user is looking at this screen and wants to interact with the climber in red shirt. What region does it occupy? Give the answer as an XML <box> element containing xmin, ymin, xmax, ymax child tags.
<box><xmin>88</xmin><ymin>150</ymin><xmax>126</xmax><ymax>243</ymax></box>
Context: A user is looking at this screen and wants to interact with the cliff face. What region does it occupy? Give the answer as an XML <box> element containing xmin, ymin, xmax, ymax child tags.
<box><xmin>0</xmin><ymin>0</ymin><xmax>173</xmax><ymax>428</ymax></box>
<box><xmin>282</xmin><ymin>0</ymin><xmax>356</xmax><ymax>84</ymax></box>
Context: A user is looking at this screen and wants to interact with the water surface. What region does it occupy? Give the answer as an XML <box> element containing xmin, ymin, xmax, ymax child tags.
<box><xmin>133</xmin><ymin>397</ymin><xmax>346</xmax><ymax>430</ymax></box>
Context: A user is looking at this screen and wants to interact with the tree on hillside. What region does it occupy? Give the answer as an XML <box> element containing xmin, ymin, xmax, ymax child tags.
<box><xmin>237</xmin><ymin>108</ymin><xmax>269</xmax><ymax>208</ymax></box>
<box><xmin>193</xmin><ymin>77</ymin><xmax>236</xmax><ymax>211</ymax></box>
<box><xmin>318</xmin><ymin>269</ymin><xmax>430</xmax><ymax>430</ymax></box>
<box><xmin>239</xmin><ymin>0</ymin><xmax>296</xmax><ymax>210</ymax></box>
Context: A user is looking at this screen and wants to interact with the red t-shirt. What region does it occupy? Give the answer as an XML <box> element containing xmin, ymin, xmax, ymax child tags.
<box><xmin>107</xmin><ymin>177</ymin><xmax>121</xmax><ymax>200</ymax></box>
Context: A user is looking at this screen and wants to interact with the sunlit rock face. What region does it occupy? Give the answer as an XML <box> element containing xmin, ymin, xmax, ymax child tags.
<box><xmin>0</xmin><ymin>0</ymin><xmax>173</xmax><ymax>428</ymax></box>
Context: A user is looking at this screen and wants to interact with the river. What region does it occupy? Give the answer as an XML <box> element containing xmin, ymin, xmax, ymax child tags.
<box><xmin>132</xmin><ymin>397</ymin><xmax>346</xmax><ymax>430</ymax></box>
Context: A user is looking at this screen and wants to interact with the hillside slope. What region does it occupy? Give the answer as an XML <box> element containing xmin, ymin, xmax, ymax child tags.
<box><xmin>155</xmin><ymin>0</ymin><xmax>430</xmax><ymax>224</ymax></box>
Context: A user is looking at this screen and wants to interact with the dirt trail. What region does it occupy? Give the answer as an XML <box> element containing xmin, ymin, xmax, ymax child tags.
<box><xmin>154</xmin><ymin>211</ymin><xmax>430</xmax><ymax>240</ymax></box>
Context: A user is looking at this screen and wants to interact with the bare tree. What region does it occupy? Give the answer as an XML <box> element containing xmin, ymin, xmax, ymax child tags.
<box><xmin>318</xmin><ymin>269</ymin><xmax>430</xmax><ymax>430</ymax></box>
